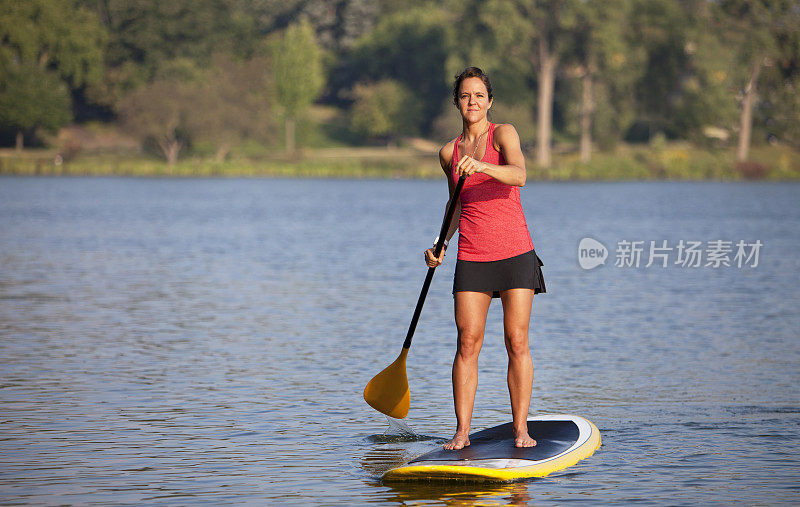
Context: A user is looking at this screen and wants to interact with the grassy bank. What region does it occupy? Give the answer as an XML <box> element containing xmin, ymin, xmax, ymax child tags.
<box><xmin>1</xmin><ymin>144</ymin><xmax>798</xmax><ymax>180</ymax></box>
<box><xmin>0</xmin><ymin>154</ymin><xmax>438</xmax><ymax>179</ymax></box>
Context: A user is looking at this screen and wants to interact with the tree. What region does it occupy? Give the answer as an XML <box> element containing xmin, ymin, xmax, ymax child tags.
<box><xmin>443</xmin><ymin>0</ymin><xmax>536</xmax><ymax>108</ymax></box>
<box><xmin>272</xmin><ymin>18</ymin><xmax>324</xmax><ymax>155</ymax></box>
<box><xmin>83</xmin><ymin>0</ymin><xmax>253</xmax><ymax>106</ymax></box>
<box><xmin>450</xmin><ymin>0</ymin><xmax>576</xmax><ymax>167</ymax></box>
<box><xmin>563</xmin><ymin>0</ymin><xmax>645</xmax><ymax>161</ymax></box>
<box><xmin>716</xmin><ymin>0</ymin><xmax>800</xmax><ymax>161</ymax></box>
<box><xmin>185</xmin><ymin>54</ymin><xmax>273</xmax><ymax>161</ymax></box>
<box><xmin>0</xmin><ymin>64</ymin><xmax>72</xmax><ymax>150</ymax></box>
<box><xmin>0</xmin><ymin>0</ymin><xmax>105</xmax><ymax>87</ymax></box>
<box><xmin>94</xmin><ymin>0</ymin><xmax>250</xmax><ymax>70</ymax></box>
<box><xmin>345</xmin><ymin>6</ymin><xmax>452</xmax><ymax>135</ymax></box>
<box><xmin>232</xmin><ymin>0</ymin><xmax>379</xmax><ymax>53</ymax></box>
<box><xmin>349</xmin><ymin>79</ymin><xmax>422</xmax><ymax>144</ymax></box>
<box><xmin>0</xmin><ymin>0</ymin><xmax>105</xmax><ymax>147</ymax></box>
<box><xmin>117</xmin><ymin>78</ymin><xmax>194</xmax><ymax>165</ymax></box>
<box><xmin>675</xmin><ymin>10</ymin><xmax>740</xmax><ymax>145</ymax></box>
<box><xmin>624</xmin><ymin>0</ymin><xmax>736</xmax><ymax>144</ymax></box>
<box><xmin>117</xmin><ymin>54</ymin><xmax>273</xmax><ymax>164</ymax></box>
<box><xmin>759</xmin><ymin>61</ymin><xmax>800</xmax><ymax>149</ymax></box>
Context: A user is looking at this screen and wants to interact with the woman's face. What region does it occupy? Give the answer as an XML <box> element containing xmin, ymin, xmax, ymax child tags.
<box><xmin>457</xmin><ymin>77</ymin><xmax>492</xmax><ymax>124</ymax></box>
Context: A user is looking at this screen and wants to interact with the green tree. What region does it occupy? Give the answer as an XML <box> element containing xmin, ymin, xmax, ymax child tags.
<box><xmin>185</xmin><ymin>54</ymin><xmax>273</xmax><ymax>161</ymax></box>
<box><xmin>272</xmin><ymin>18</ymin><xmax>324</xmax><ymax>155</ymax></box>
<box><xmin>625</xmin><ymin>0</ymin><xmax>721</xmax><ymax>142</ymax></box>
<box><xmin>759</xmin><ymin>65</ymin><xmax>800</xmax><ymax>149</ymax></box>
<box><xmin>349</xmin><ymin>79</ymin><xmax>422</xmax><ymax>144</ymax></box>
<box><xmin>0</xmin><ymin>0</ymin><xmax>105</xmax><ymax>147</ymax></box>
<box><xmin>84</xmin><ymin>0</ymin><xmax>253</xmax><ymax>105</ymax></box>
<box><xmin>562</xmin><ymin>0</ymin><xmax>645</xmax><ymax>160</ymax></box>
<box><xmin>347</xmin><ymin>6</ymin><xmax>452</xmax><ymax>135</ymax></box>
<box><xmin>94</xmin><ymin>0</ymin><xmax>250</xmax><ymax>69</ymax></box>
<box><xmin>233</xmin><ymin>0</ymin><xmax>379</xmax><ymax>53</ymax></box>
<box><xmin>0</xmin><ymin>0</ymin><xmax>106</xmax><ymax>87</ymax></box>
<box><xmin>448</xmin><ymin>0</ymin><xmax>577</xmax><ymax>167</ymax></box>
<box><xmin>117</xmin><ymin>54</ymin><xmax>273</xmax><ymax>165</ymax></box>
<box><xmin>676</xmin><ymin>12</ymin><xmax>740</xmax><ymax>145</ymax></box>
<box><xmin>443</xmin><ymin>0</ymin><xmax>536</xmax><ymax>113</ymax></box>
<box><xmin>0</xmin><ymin>64</ymin><xmax>72</xmax><ymax>150</ymax></box>
<box><xmin>527</xmin><ymin>0</ymin><xmax>576</xmax><ymax>167</ymax></box>
<box><xmin>715</xmin><ymin>0</ymin><xmax>800</xmax><ymax>161</ymax></box>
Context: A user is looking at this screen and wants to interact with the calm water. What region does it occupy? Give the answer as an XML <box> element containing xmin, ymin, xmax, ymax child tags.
<box><xmin>1</xmin><ymin>177</ymin><xmax>798</xmax><ymax>505</ymax></box>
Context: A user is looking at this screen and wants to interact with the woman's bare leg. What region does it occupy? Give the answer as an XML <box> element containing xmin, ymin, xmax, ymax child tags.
<box><xmin>500</xmin><ymin>288</ymin><xmax>536</xmax><ymax>447</ymax></box>
<box><xmin>443</xmin><ymin>290</ymin><xmax>492</xmax><ymax>450</ymax></box>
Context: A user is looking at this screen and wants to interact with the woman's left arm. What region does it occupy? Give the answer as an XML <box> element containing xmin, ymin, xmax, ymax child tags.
<box><xmin>456</xmin><ymin>124</ymin><xmax>527</xmax><ymax>187</ymax></box>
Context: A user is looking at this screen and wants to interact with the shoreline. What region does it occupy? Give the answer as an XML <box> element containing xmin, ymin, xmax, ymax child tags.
<box><xmin>1</xmin><ymin>144</ymin><xmax>798</xmax><ymax>180</ymax></box>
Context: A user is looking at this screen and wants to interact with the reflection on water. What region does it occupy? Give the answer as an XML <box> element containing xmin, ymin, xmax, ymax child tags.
<box><xmin>0</xmin><ymin>177</ymin><xmax>798</xmax><ymax>504</ymax></box>
<box><xmin>382</xmin><ymin>481</ymin><xmax>534</xmax><ymax>506</ymax></box>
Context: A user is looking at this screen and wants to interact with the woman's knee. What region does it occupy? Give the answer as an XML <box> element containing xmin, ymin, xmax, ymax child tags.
<box><xmin>504</xmin><ymin>330</ymin><xmax>530</xmax><ymax>358</ymax></box>
<box><xmin>456</xmin><ymin>329</ymin><xmax>484</xmax><ymax>359</ymax></box>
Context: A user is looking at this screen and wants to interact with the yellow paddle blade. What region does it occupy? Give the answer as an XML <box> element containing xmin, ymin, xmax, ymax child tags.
<box><xmin>363</xmin><ymin>347</ymin><xmax>410</xmax><ymax>419</ymax></box>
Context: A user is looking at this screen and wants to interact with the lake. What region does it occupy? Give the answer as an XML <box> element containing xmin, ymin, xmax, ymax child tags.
<box><xmin>1</xmin><ymin>177</ymin><xmax>798</xmax><ymax>505</ymax></box>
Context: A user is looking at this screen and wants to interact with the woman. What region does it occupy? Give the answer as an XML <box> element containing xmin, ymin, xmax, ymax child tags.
<box><xmin>424</xmin><ymin>67</ymin><xmax>546</xmax><ymax>450</ymax></box>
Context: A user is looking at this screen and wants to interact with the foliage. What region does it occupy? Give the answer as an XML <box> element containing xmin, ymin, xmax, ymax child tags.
<box><xmin>231</xmin><ymin>0</ymin><xmax>380</xmax><ymax>53</ymax></box>
<box><xmin>97</xmin><ymin>0</ymin><xmax>250</xmax><ymax>70</ymax></box>
<box><xmin>2</xmin><ymin>0</ymin><xmax>798</xmax><ymax>165</ymax></box>
<box><xmin>349</xmin><ymin>79</ymin><xmax>422</xmax><ymax>143</ymax></box>
<box><xmin>116</xmin><ymin>77</ymin><xmax>194</xmax><ymax>164</ymax></box>
<box><xmin>83</xmin><ymin>0</ymin><xmax>252</xmax><ymax>105</ymax></box>
<box><xmin>116</xmin><ymin>55</ymin><xmax>273</xmax><ymax>163</ymax></box>
<box><xmin>0</xmin><ymin>0</ymin><xmax>106</xmax><ymax>88</ymax></box>
<box><xmin>272</xmin><ymin>18</ymin><xmax>324</xmax><ymax>153</ymax></box>
<box><xmin>186</xmin><ymin>55</ymin><xmax>273</xmax><ymax>160</ymax></box>
<box><xmin>677</xmin><ymin>14</ymin><xmax>740</xmax><ymax>143</ymax></box>
<box><xmin>626</xmin><ymin>0</ymin><xmax>699</xmax><ymax>139</ymax></box>
<box><xmin>0</xmin><ymin>63</ymin><xmax>72</xmax><ymax>147</ymax></box>
<box><xmin>0</xmin><ymin>0</ymin><xmax>104</xmax><ymax>143</ymax></box>
<box><xmin>714</xmin><ymin>0</ymin><xmax>800</xmax><ymax>148</ymax></box>
<box><xmin>346</xmin><ymin>6</ymin><xmax>452</xmax><ymax>133</ymax></box>
<box><xmin>559</xmin><ymin>0</ymin><xmax>645</xmax><ymax>149</ymax></box>
<box><xmin>273</xmin><ymin>18</ymin><xmax>324</xmax><ymax>117</ymax></box>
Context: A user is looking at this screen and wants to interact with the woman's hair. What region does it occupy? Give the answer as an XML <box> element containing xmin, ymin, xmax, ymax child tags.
<box><xmin>452</xmin><ymin>67</ymin><xmax>493</xmax><ymax>105</ymax></box>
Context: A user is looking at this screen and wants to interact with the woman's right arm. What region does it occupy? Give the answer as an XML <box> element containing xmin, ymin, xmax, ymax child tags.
<box><xmin>425</xmin><ymin>143</ymin><xmax>460</xmax><ymax>267</ymax></box>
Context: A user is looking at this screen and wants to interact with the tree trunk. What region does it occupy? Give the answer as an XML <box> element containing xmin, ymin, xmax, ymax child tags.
<box><xmin>157</xmin><ymin>136</ymin><xmax>181</xmax><ymax>166</ymax></box>
<box><xmin>536</xmin><ymin>36</ymin><xmax>557</xmax><ymax>168</ymax></box>
<box><xmin>165</xmin><ymin>141</ymin><xmax>181</xmax><ymax>166</ymax></box>
<box><xmin>15</xmin><ymin>131</ymin><xmax>23</xmax><ymax>151</ymax></box>
<box><xmin>737</xmin><ymin>58</ymin><xmax>762</xmax><ymax>163</ymax></box>
<box><xmin>285</xmin><ymin>116</ymin><xmax>295</xmax><ymax>156</ymax></box>
<box><xmin>579</xmin><ymin>69</ymin><xmax>594</xmax><ymax>163</ymax></box>
<box><xmin>214</xmin><ymin>143</ymin><xmax>231</xmax><ymax>162</ymax></box>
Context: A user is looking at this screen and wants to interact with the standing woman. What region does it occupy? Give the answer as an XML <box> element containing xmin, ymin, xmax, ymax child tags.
<box><xmin>424</xmin><ymin>67</ymin><xmax>546</xmax><ymax>450</ymax></box>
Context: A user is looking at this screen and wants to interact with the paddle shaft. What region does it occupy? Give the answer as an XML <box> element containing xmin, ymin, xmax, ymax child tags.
<box><xmin>402</xmin><ymin>174</ymin><xmax>467</xmax><ymax>350</ymax></box>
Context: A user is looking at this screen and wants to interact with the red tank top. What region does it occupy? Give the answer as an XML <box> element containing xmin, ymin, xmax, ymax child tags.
<box><xmin>451</xmin><ymin>123</ymin><xmax>534</xmax><ymax>261</ymax></box>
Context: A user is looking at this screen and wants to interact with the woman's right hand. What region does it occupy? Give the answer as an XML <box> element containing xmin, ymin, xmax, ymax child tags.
<box><xmin>424</xmin><ymin>247</ymin><xmax>446</xmax><ymax>267</ymax></box>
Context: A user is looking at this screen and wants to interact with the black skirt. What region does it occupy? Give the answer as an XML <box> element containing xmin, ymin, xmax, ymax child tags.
<box><xmin>453</xmin><ymin>249</ymin><xmax>546</xmax><ymax>298</ymax></box>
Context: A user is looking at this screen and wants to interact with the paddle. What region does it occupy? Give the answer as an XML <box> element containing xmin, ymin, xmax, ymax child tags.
<box><xmin>364</xmin><ymin>174</ymin><xmax>467</xmax><ymax>419</ymax></box>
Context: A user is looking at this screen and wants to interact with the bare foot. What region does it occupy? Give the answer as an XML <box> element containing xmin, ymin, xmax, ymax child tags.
<box><xmin>443</xmin><ymin>431</ymin><xmax>470</xmax><ymax>450</ymax></box>
<box><xmin>514</xmin><ymin>428</ymin><xmax>537</xmax><ymax>448</ymax></box>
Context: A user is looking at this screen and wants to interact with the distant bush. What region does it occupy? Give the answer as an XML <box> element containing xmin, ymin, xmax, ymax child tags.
<box><xmin>349</xmin><ymin>79</ymin><xmax>422</xmax><ymax>145</ymax></box>
<box><xmin>736</xmin><ymin>161</ymin><xmax>768</xmax><ymax>180</ymax></box>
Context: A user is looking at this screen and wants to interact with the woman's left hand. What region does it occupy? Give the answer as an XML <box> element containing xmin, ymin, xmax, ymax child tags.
<box><xmin>456</xmin><ymin>155</ymin><xmax>486</xmax><ymax>177</ymax></box>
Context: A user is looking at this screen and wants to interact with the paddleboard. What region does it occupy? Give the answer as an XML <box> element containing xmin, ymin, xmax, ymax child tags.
<box><xmin>382</xmin><ymin>414</ymin><xmax>601</xmax><ymax>482</ymax></box>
